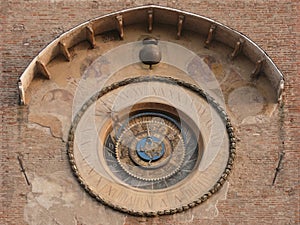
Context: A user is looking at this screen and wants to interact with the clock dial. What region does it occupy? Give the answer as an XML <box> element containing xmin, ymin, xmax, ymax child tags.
<box><xmin>104</xmin><ymin>112</ymin><xmax>198</xmax><ymax>189</ymax></box>
<box><xmin>67</xmin><ymin>76</ymin><xmax>235</xmax><ymax>216</ymax></box>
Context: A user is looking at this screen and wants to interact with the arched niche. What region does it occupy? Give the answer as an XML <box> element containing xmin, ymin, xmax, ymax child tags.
<box><xmin>19</xmin><ymin>5</ymin><xmax>284</xmax><ymax>106</ymax></box>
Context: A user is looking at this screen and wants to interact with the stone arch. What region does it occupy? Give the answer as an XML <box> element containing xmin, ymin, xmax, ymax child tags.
<box><xmin>19</xmin><ymin>5</ymin><xmax>284</xmax><ymax>106</ymax></box>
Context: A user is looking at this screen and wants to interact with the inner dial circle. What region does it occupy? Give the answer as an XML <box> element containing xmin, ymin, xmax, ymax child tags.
<box><xmin>136</xmin><ymin>136</ymin><xmax>165</xmax><ymax>162</ymax></box>
<box><xmin>116</xmin><ymin>116</ymin><xmax>185</xmax><ymax>181</ymax></box>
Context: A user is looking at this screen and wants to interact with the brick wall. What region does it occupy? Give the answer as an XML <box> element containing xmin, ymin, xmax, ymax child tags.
<box><xmin>1</xmin><ymin>1</ymin><xmax>299</xmax><ymax>224</ymax></box>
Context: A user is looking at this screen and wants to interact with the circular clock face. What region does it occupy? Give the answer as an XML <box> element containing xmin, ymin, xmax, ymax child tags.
<box><xmin>67</xmin><ymin>76</ymin><xmax>235</xmax><ymax>216</ymax></box>
<box><xmin>115</xmin><ymin>113</ymin><xmax>186</xmax><ymax>182</ymax></box>
<box><xmin>105</xmin><ymin>111</ymin><xmax>198</xmax><ymax>190</ymax></box>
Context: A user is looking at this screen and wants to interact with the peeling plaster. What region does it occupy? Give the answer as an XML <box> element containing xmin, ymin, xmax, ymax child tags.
<box><xmin>24</xmin><ymin>172</ymin><xmax>125</xmax><ymax>225</ymax></box>
<box><xmin>171</xmin><ymin>181</ymin><xmax>229</xmax><ymax>223</ymax></box>
<box><xmin>25</xmin><ymin>172</ymin><xmax>229</xmax><ymax>224</ymax></box>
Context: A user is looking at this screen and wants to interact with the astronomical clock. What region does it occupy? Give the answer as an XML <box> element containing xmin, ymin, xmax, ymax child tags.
<box><xmin>19</xmin><ymin>5</ymin><xmax>283</xmax><ymax>216</ymax></box>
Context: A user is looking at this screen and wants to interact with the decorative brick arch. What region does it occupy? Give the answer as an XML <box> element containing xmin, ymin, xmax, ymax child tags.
<box><xmin>19</xmin><ymin>5</ymin><xmax>283</xmax><ymax>105</ymax></box>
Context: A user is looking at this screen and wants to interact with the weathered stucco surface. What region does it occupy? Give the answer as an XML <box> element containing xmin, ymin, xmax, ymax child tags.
<box><xmin>1</xmin><ymin>1</ymin><xmax>298</xmax><ymax>225</ymax></box>
<box><xmin>24</xmin><ymin>171</ymin><xmax>229</xmax><ymax>225</ymax></box>
<box><xmin>24</xmin><ymin>171</ymin><xmax>126</xmax><ymax>225</ymax></box>
<box><xmin>22</xmin><ymin>19</ymin><xmax>279</xmax><ymax>223</ymax></box>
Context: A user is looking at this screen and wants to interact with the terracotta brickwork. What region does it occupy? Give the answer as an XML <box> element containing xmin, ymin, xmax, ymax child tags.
<box><xmin>1</xmin><ymin>1</ymin><xmax>299</xmax><ymax>224</ymax></box>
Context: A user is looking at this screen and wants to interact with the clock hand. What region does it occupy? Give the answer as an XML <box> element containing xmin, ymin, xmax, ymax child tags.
<box><xmin>147</xmin><ymin>123</ymin><xmax>151</xmax><ymax>137</ymax></box>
